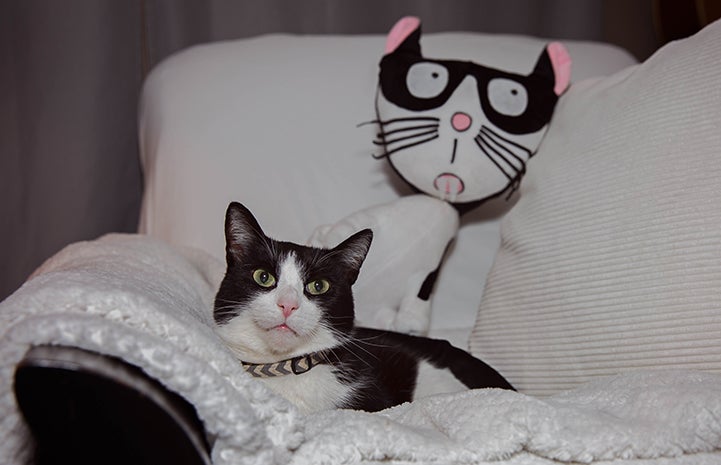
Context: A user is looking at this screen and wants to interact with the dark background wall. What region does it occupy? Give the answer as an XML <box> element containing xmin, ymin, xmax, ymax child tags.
<box><xmin>2</xmin><ymin>0</ymin><xmax>711</xmax><ymax>301</ymax></box>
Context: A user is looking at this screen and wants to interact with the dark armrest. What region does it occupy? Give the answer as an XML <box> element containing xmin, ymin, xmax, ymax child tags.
<box><xmin>14</xmin><ymin>345</ymin><xmax>212</xmax><ymax>465</ymax></box>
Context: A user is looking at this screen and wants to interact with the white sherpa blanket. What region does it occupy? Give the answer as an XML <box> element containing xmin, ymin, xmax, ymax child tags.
<box><xmin>1</xmin><ymin>234</ymin><xmax>720</xmax><ymax>465</ymax></box>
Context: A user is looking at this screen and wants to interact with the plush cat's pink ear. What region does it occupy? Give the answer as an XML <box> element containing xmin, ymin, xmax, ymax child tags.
<box><xmin>385</xmin><ymin>16</ymin><xmax>421</xmax><ymax>54</ymax></box>
<box><xmin>546</xmin><ymin>42</ymin><xmax>572</xmax><ymax>96</ymax></box>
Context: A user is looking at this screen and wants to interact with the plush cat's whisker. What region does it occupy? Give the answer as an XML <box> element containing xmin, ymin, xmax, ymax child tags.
<box><xmin>475</xmin><ymin>137</ymin><xmax>516</xmax><ymax>181</ymax></box>
<box><xmin>374</xmin><ymin>128</ymin><xmax>438</xmax><ymax>149</ymax></box>
<box><xmin>372</xmin><ymin>117</ymin><xmax>440</xmax><ymax>159</ymax></box>
<box><xmin>477</xmin><ymin>134</ymin><xmax>524</xmax><ymax>200</ymax></box>
<box><xmin>476</xmin><ymin>137</ymin><xmax>523</xmax><ymax>203</ymax></box>
<box><xmin>378</xmin><ymin>123</ymin><xmax>439</xmax><ymax>139</ymax></box>
<box><xmin>374</xmin><ymin>117</ymin><xmax>439</xmax><ymax>139</ymax></box>
<box><xmin>372</xmin><ymin>133</ymin><xmax>440</xmax><ymax>160</ymax></box>
<box><xmin>477</xmin><ymin>133</ymin><xmax>524</xmax><ymax>172</ymax></box>
<box><xmin>475</xmin><ymin>125</ymin><xmax>534</xmax><ymax>184</ymax></box>
<box><xmin>476</xmin><ymin>134</ymin><xmax>523</xmax><ymax>177</ymax></box>
<box><xmin>481</xmin><ymin>126</ymin><xmax>533</xmax><ymax>160</ymax></box>
<box><xmin>375</xmin><ymin>116</ymin><xmax>440</xmax><ymax>126</ymax></box>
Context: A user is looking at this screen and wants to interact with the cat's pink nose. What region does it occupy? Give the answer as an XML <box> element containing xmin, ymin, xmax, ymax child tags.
<box><xmin>451</xmin><ymin>112</ymin><xmax>472</xmax><ymax>132</ymax></box>
<box><xmin>278</xmin><ymin>299</ymin><xmax>298</xmax><ymax>318</ymax></box>
<box><xmin>277</xmin><ymin>290</ymin><xmax>299</xmax><ymax>318</ymax></box>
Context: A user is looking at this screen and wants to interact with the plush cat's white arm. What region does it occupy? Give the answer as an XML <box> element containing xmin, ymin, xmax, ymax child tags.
<box><xmin>307</xmin><ymin>195</ymin><xmax>458</xmax><ymax>334</ymax></box>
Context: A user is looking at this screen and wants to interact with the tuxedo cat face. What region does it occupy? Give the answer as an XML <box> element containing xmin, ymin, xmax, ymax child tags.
<box><xmin>374</xmin><ymin>17</ymin><xmax>570</xmax><ymax>208</ymax></box>
<box><xmin>214</xmin><ymin>202</ymin><xmax>372</xmax><ymax>363</ymax></box>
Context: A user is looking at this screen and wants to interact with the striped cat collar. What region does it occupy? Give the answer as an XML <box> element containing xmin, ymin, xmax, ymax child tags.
<box><xmin>241</xmin><ymin>352</ymin><xmax>326</xmax><ymax>378</ymax></box>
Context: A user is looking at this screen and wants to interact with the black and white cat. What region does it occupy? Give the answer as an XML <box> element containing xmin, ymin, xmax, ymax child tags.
<box><xmin>214</xmin><ymin>202</ymin><xmax>513</xmax><ymax>413</ymax></box>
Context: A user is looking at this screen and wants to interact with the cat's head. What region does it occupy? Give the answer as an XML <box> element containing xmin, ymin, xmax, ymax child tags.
<box><xmin>214</xmin><ymin>202</ymin><xmax>372</xmax><ymax>361</ymax></box>
<box><xmin>374</xmin><ymin>16</ymin><xmax>571</xmax><ymax>211</ymax></box>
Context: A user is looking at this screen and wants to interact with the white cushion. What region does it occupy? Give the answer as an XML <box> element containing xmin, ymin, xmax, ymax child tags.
<box><xmin>470</xmin><ymin>20</ymin><xmax>721</xmax><ymax>395</ymax></box>
<box><xmin>139</xmin><ymin>32</ymin><xmax>636</xmax><ymax>334</ymax></box>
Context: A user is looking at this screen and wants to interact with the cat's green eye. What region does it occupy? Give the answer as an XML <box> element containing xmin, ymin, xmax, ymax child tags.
<box><xmin>306</xmin><ymin>279</ymin><xmax>330</xmax><ymax>295</ymax></box>
<box><xmin>252</xmin><ymin>269</ymin><xmax>276</xmax><ymax>288</ymax></box>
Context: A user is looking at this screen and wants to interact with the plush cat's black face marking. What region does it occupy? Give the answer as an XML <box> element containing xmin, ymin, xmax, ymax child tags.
<box><xmin>374</xmin><ymin>18</ymin><xmax>569</xmax><ymax>210</ymax></box>
<box><xmin>378</xmin><ymin>52</ymin><xmax>559</xmax><ymax>135</ymax></box>
<box><xmin>214</xmin><ymin>202</ymin><xmax>372</xmax><ymax>361</ymax></box>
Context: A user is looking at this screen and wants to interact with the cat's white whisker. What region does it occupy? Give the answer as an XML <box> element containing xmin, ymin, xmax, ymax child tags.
<box><xmin>324</xmin><ymin>326</ymin><xmax>379</xmax><ymax>368</ymax></box>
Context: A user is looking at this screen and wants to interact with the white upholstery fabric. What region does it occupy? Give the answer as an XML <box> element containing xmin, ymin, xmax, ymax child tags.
<box><xmin>138</xmin><ymin>32</ymin><xmax>636</xmax><ymax>334</ymax></box>
<box><xmin>3</xmin><ymin>235</ymin><xmax>720</xmax><ymax>464</ymax></box>
<box><xmin>470</xmin><ymin>20</ymin><xmax>721</xmax><ymax>396</ymax></box>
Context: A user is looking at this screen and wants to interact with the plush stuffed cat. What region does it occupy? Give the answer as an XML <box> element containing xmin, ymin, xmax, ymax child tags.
<box><xmin>374</xmin><ymin>16</ymin><xmax>571</xmax><ymax>211</ymax></box>
<box><xmin>214</xmin><ymin>202</ymin><xmax>513</xmax><ymax>413</ymax></box>
<box><xmin>310</xmin><ymin>17</ymin><xmax>571</xmax><ymax>336</ymax></box>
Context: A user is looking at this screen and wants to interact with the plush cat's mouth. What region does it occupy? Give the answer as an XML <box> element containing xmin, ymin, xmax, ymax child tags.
<box><xmin>433</xmin><ymin>173</ymin><xmax>464</xmax><ymax>201</ymax></box>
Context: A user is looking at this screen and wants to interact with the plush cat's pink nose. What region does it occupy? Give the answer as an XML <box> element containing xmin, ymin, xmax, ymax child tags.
<box><xmin>277</xmin><ymin>292</ymin><xmax>299</xmax><ymax>318</ymax></box>
<box><xmin>451</xmin><ymin>112</ymin><xmax>472</xmax><ymax>132</ymax></box>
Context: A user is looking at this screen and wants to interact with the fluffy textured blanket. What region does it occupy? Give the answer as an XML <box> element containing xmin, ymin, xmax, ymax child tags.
<box><xmin>1</xmin><ymin>234</ymin><xmax>719</xmax><ymax>465</ymax></box>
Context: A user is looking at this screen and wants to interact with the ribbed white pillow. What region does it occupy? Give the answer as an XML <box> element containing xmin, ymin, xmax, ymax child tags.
<box><xmin>470</xmin><ymin>20</ymin><xmax>721</xmax><ymax>397</ymax></box>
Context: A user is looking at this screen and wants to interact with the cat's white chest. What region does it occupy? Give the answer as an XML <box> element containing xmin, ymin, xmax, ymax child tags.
<box><xmin>259</xmin><ymin>365</ymin><xmax>354</xmax><ymax>413</ymax></box>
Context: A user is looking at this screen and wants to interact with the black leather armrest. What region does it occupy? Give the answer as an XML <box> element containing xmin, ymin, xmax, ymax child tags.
<box><xmin>14</xmin><ymin>345</ymin><xmax>212</xmax><ymax>465</ymax></box>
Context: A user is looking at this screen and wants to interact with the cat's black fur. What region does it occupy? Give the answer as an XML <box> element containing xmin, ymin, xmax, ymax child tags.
<box><xmin>214</xmin><ymin>202</ymin><xmax>513</xmax><ymax>412</ymax></box>
<box><xmin>330</xmin><ymin>327</ymin><xmax>515</xmax><ymax>411</ymax></box>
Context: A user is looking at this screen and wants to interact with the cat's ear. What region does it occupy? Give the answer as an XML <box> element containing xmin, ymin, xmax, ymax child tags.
<box><xmin>532</xmin><ymin>42</ymin><xmax>572</xmax><ymax>96</ymax></box>
<box><xmin>224</xmin><ymin>202</ymin><xmax>265</xmax><ymax>262</ymax></box>
<box><xmin>333</xmin><ymin>229</ymin><xmax>373</xmax><ymax>284</ymax></box>
<box><xmin>385</xmin><ymin>16</ymin><xmax>422</xmax><ymax>55</ymax></box>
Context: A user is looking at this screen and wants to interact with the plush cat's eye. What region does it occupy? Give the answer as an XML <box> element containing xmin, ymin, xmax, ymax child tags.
<box><xmin>252</xmin><ymin>269</ymin><xmax>276</xmax><ymax>288</ymax></box>
<box><xmin>406</xmin><ymin>62</ymin><xmax>449</xmax><ymax>99</ymax></box>
<box><xmin>306</xmin><ymin>279</ymin><xmax>330</xmax><ymax>295</ymax></box>
<box><xmin>487</xmin><ymin>78</ymin><xmax>529</xmax><ymax>116</ymax></box>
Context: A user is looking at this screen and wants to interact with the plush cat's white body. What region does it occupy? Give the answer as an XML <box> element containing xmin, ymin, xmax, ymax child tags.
<box><xmin>308</xmin><ymin>194</ymin><xmax>458</xmax><ymax>335</ymax></box>
<box><xmin>306</xmin><ymin>17</ymin><xmax>571</xmax><ymax>339</ymax></box>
